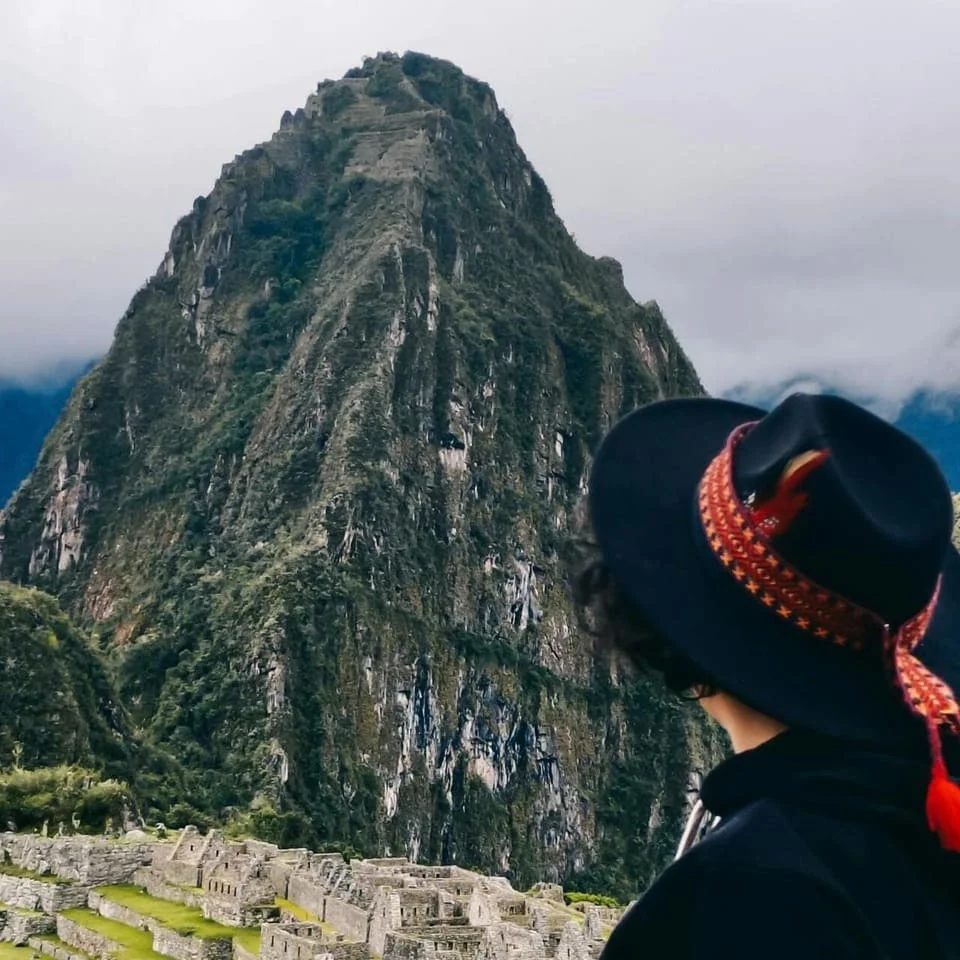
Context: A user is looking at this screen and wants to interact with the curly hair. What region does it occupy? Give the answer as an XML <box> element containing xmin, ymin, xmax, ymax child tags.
<box><xmin>570</xmin><ymin>524</ymin><xmax>717</xmax><ymax>699</ymax></box>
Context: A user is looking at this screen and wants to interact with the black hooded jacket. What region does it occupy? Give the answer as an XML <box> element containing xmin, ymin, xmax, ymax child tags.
<box><xmin>601</xmin><ymin>729</ymin><xmax>960</xmax><ymax>958</ymax></box>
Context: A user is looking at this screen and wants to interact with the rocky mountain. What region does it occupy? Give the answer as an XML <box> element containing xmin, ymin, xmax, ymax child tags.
<box><xmin>0</xmin><ymin>53</ymin><xmax>721</xmax><ymax>898</ymax></box>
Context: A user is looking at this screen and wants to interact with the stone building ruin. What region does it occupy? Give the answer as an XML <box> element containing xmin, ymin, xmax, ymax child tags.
<box><xmin>0</xmin><ymin>827</ymin><xmax>620</xmax><ymax>960</ymax></box>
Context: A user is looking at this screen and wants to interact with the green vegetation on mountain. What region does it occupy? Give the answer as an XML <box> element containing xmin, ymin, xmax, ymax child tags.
<box><xmin>0</xmin><ymin>766</ymin><xmax>134</xmax><ymax>835</ymax></box>
<box><xmin>0</xmin><ymin>52</ymin><xmax>719</xmax><ymax>900</ymax></box>
<box><xmin>0</xmin><ymin>582</ymin><xmax>131</xmax><ymax>776</ymax></box>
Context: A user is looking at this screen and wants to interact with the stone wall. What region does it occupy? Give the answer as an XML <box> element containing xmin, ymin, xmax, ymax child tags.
<box><xmin>0</xmin><ymin>906</ymin><xmax>56</xmax><ymax>944</ymax></box>
<box><xmin>133</xmin><ymin>867</ymin><xmax>204</xmax><ymax>908</ymax></box>
<box><xmin>384</xmin><ymin>934</ymin><xmax>427</xmax><ymax>960</ymax></box>
<box><xmin>287</xmin><ymin>876</ymin><xmax>324</xmax><ymax>919</ymax></box>
<box><xmin>1</xmin><ymin>833</ymin><xmax>155</xmax><ymax>884</ymax></box>
<box><xmin>262</xmin><ymin>923</ymin><xmax>318</xmax><ymax>960</ymax></box>
<box><xmin>164</xmin><ymin>860</ymin><xmax>203</xmax><ymax>888</ymax></box>
<box><xmin>57</xmin><ymin>913</ymin><xmax>123</xmax><ymax>958</ymax></box>
<box><xmin>154</xmin><ymin>924</ymin><xmax>234</xmax><ymax>960</ymax></box>
<box><xmin>204</xmin><ymin>854</ymin><xmax>276</xmax><ymax>925</ymax></box>
<box><xmin>267</xmin><ymin>862</ymin><xmax>292</xmax><ymax>899</ymax></box>
<box><xmin>466</xmin><ymin>891</ymin><xmax>497</xmax><ymax>928</ymax></box>
<box><xmin>89</xmin><ymin>890</ymin><xmax>233</xmax><ymax>960</ymax></box>
<box><xmin>202</xmin><ymin>895</ymin><xmax>279</xmax><ymax>928</ymax></box>
<box><xmin>89</xmin><ymin>890</ymin><xmax>152</xmax><ymax>930</ymax></box>
<box><xmin>527</xmin><ymin>886</ymin><xmax>564</xmax><ymax>905</ymax></box>
<box><xmin>203</xmin><ymin>896</ymin><xmax>244</xmax><ymax>927</ymax></box>
<box><xmin>475</xmin><ymin>924</ymin><xmax>546</xmax><ymax>960</ymax></box>
<box><xmin>258</xmin><ymin>924</ymin><xmax>370</xmax><ymax>960</ymax></box>
<box><xmin>368</xmin><ymin>890</ymin><xmax>401</xmax><ymax>958</ymax></box>
<box><xmin>234</xmin><ymin>944</ymin><xmax>259</xmax><ymax>960</ymax></box>
<box><xmin>160</xmin><ymin>826</ymin><xmax>207</xmax><ymax>888</ymax></box>
<box><xmin>327</xmin><ymin>942</ymin><xmax>371</xmax><ymax>960</ymax></box>
<box><xmin>324</xmin><ymin>896</ymin><xmax>369</xmax><ymax>943</ymax></box>
<box><xmin>0</xmin><ymin>874</ymin><xmax>90</xmax><ymax>913</ymax></box>
<box><xmin>493</xmin><ymin>898</ymin><xmax>527</xmax><ymax>923</ymax></box>
<box><xmin>553</xmin><ymin>923</ymin><xmax>589</xmax><ymax>960</ymax></box>
<box><xmin>31</xmin><ymin>934</ymin><xmax>95</xmax><ymax>960</ymax></box>
<box><xmin>244</xmin><ymin>842</ymin><xmax>280</xmax><ymax>860</ymax></box>
<box><xmin>394</xmin><ymin>891</ymin><xmax>440</xmax><ymax>924</ymax></box>
<box><xmin>568</xmin><ymin>905</ymin><xmax>620</xmax><ymax>924</ymax></box>
<box><xmin>395</xmin><ymin>927</ymin><xmax>481</xmax><ymax>958</ymax></box>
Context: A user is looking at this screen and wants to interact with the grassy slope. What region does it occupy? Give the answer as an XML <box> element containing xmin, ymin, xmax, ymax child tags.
<box><xmin>97</xmin><ymin>886</ymin><xmax>261</xmax><ymax>951</ymax></box>
<box><xmin>61</xmin><ymin>909</ymin><xmax>164</xmax><ymax>960</ymax></box>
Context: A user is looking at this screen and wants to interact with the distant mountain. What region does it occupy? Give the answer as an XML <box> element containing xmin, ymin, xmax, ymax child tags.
<box><xmin>893</xmin><ymin>394</ymin><xmax>960</xmax><ymax>489</ymax></box>
<box><xmin>0</xmin><ymin>365</ymin><xmax>92</xmax><ymax>507</ymax></box>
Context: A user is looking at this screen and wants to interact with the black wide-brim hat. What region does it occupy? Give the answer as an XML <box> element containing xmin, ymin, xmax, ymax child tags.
<box><xmin>589</xmin><ymin>392</ymin><xmax>960</xmax><ymax>751</ymax></box>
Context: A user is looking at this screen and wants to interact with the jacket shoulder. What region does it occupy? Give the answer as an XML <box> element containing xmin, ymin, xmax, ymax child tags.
<box><xmin>601</xmin><ymin>802</ymin><xmax>876</xmax><ymax>959</ymax></box>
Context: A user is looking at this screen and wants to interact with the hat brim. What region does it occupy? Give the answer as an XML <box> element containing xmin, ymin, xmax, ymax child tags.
<box><xmin>589</xmin><ymin>397</ymin><xmax>960</xmax><ymax>748</ymax></box>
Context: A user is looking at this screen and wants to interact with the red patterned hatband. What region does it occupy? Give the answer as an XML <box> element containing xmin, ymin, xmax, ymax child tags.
<box><xmin>697</xmin><ymin>422</ymin><xmax>960</xmax><ymax>738</ymax></box>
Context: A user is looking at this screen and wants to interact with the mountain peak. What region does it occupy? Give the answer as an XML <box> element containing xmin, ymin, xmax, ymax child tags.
<box><xmin>0</xmin><ymin>55</ymin><xmax>710</xmax><ymax>898</ymax></box>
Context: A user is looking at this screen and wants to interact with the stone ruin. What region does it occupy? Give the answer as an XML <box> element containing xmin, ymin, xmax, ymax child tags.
<box><xmin>0</xmin><ymin>827</ymin><xmax>621</xmax><ymax>960</ymax></box>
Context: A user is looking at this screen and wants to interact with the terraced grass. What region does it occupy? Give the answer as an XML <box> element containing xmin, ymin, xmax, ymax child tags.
<box><xmin>232</xmin><ymin>927</ymin><xmax>262</xmax><ymax>954</ymax></box>
<box><xmin>273</xmin><ymin>899</ymin><xmax>337</xmax><ymax>938</ymax></box>
<box><xmin>97</xmin><ymin>886</ymin><xmax>236</xmax><ymax>940</ymax></box>
<box><xmin>96</xmin><ymin>885</ymin><xmax>261</xmax><ymax>952</ymax></box>
<box><xmin>60</xmin><ymin>908</ymin><xmax>164</xmax><ymax>960</ymax></box>
<box><xmin>32</xmin><ymin>934</ymin><xmax>97</xmax><ymax>960</ymax></box>
<box><xmin>0</xmin><ymin>943</ymin><xmax>34</xmax><ymax>960</ymax></box>
<box><xmin>0</xmin><ymin>899</ymin><xmax>42</xmax><ymax>916</ymax></box>
<box><xmin>275</xmin><ymin>897</ymin><xmax>317</xmax><ymax>922</ymax></box>
<box><xmin>0</xmin><ymin>862</ymin><xmax>71</xmax><ymax>884</ymax></box>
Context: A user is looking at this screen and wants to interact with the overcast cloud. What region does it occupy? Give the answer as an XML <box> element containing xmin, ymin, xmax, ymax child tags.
<box><xmin>2</xmin><ymin>0</ymin><xmax>960</xmax><ymax>411</ymax></box>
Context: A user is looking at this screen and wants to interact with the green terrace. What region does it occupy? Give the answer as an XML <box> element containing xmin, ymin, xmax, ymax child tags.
<box><xmin>60</xmin><ymin>908</ymin><xmax>165</xmax><ymax>960</ymax></box>
<box><xmin>0</xmin><ymin>862</ymin><xmax>72</xmax><ymax>884</ymax></box>
<box><xmin>274</xmin><ymin>898</ymin><xmax>338</xmax><ymax>936</ymax></box>
<box><xmin>32</xmin><ymin>934</ymin><xmax>97</xmax><ymax>960</ymax></box>
<box><xmin>0</xmin><ymin>944</ymin><xmax>35</xmax><ymax>960</ymax></box>
<box><xmin>96</xmin><ymin>885</ymin><xmax>262</xmax><ymax>953</ymax></box>
<box><xmin>275</xmin><ymin>897</ymin><xmax>315</xmax><ymax>922</ymax></box>
<box><xmin>0</xmin><ymin>899</ymin><xmax>42</xmax><ymax>916</ymax></box>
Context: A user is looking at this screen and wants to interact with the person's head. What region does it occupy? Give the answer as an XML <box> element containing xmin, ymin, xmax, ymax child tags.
<box><xmin>573</xmin><ymin>391</ymin><xmax>960</xmax><ymax>840</ymax></box>
<box><xmin>571</xmin><ymin>526</ymin><xmax>788</xmax><ymax>752</ymax></box>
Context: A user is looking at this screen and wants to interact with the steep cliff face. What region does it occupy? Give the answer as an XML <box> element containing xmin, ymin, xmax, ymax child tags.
<box><xmin>0</xmin><ymin>53</ymin><xmax>721</xmax><ymax>897</ymax></box>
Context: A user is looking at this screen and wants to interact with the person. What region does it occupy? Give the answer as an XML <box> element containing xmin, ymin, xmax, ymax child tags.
<box><xmin>575</xmin><ymin>392</ymin><xmax>960</xmax><ymax>958</ymax></box>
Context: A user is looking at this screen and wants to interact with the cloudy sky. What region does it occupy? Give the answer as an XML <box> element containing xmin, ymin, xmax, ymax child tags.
<box><xmin>3</xmin><ymin>0</ymin><xmax>960</xmax><ymax>411</ymax></box>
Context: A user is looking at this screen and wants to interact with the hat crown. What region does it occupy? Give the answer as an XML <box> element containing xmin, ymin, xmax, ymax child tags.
<box><xmin>734</xmin><ymin>393</ymin><xmax>953</xmax><ymax>627</ymax></box>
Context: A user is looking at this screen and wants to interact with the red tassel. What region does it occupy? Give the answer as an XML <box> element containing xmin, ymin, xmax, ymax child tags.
<box><xmin>750</xmin><ymin>449</ymin><xmax>831</xmax><ymax>536</ymax></box>
<box><xmin>925</xmin><ymin>724</ymin><xmax>960</xmax><ymax>852</ymax></box>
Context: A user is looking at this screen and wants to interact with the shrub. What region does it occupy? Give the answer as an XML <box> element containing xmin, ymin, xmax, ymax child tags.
<box><xmin>565</xmin><ymin>891</ymin><xmax>623</xmax><ymax>909</ymax></box>
<box><xmin>0</xmin><ymin>766</ymin><xmax>135</xmax><ymax>833</ymax></box>
<box><xmin>323</xmin><ymin>85</ymin><xmax>357</xmax><ymax>118</ymax></box>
